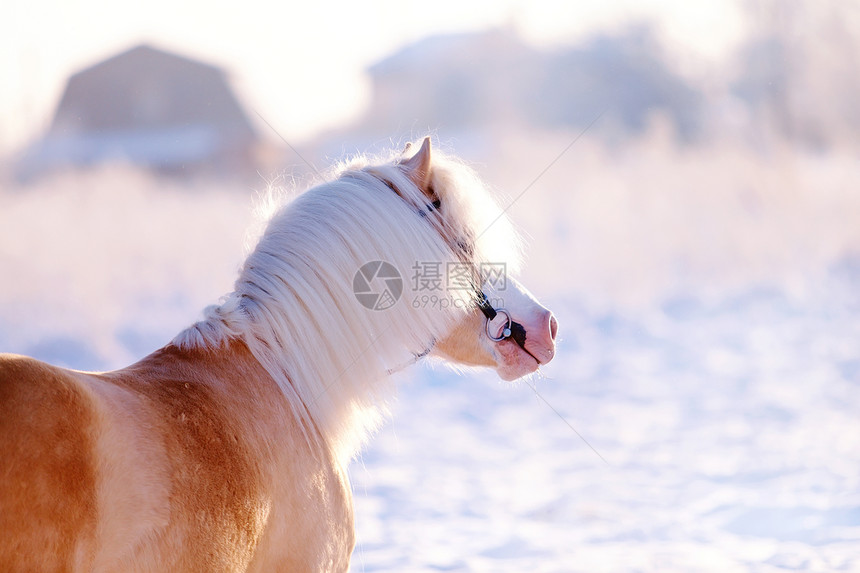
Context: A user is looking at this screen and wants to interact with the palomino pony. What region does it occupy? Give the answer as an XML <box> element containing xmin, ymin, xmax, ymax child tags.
<box><xmin>0</xmin><ymin>138</ymin><xmax>557</xmax><ymax>572</ymax></box>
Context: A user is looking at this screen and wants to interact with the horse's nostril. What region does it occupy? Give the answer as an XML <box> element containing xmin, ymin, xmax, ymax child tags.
<box><xmin>549</xmin><ymin>314</ymin><xmax>558</xmax><ymax>341</ymax></box>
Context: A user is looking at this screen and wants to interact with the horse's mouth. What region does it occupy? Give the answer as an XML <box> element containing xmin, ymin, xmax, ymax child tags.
<box><xmin>495</xmin><ymin>337</ymin><xmax>545</xmax><ymax>374</ymax></box>
<box><xmin>519</xmin><ymin>343</ymin><xmax>543</xmax><ymax>366</ymax></box>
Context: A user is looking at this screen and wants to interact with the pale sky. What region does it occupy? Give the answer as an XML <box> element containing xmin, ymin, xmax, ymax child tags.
<box><xmin>1</xmin><ymin>0</ymin><xmax>747</xmax><ymax>154</ymax></box>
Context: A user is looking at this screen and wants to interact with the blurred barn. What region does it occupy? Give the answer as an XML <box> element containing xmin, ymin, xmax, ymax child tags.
<box><xmin>18</xmin><ymin>44</ymin><xmax>260</xmax><ymax>179</ymax></box>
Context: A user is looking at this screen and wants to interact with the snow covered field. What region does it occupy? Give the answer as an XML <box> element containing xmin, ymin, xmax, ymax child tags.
<box><xmin>352</xmin><ymin>285</ymin><xmax>860</xmax><ymax>572</ymax></box>
<box><xmin>1</xmin><ymin>136</ymin><xmax>859</xmax><ymax>571</ymax></box>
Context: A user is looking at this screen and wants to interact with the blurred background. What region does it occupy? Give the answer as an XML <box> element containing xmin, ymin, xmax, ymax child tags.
<box><xmin>2</xmin><ymin>0</ymin><xmax>859</xmax><ymax>570</ymax></box>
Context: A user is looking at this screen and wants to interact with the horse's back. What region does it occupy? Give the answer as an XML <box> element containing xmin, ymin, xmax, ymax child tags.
<box><xmin>0</xmin><ymin>346</ymin><xmax>355</xmax><ymax>572</ymax></box>
<box><xmin>0</xmin><ymin>353</ymin><xmax>99</xmax><ymax>572</ymax></box>
<box><xmin>0</xmin><ymin>350</ymin><xmax>270</xmax><ymax>571</ymax></box>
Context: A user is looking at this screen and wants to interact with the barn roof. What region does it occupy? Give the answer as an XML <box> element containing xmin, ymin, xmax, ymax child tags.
<box><xmin>19</xmin><ymin>44</ymin><xmax>258</xmax><ymax>178</ymax></box>
<box><xmin>50</xmin><ymin>44</ymin><xmax>256</xmax><ymax>138</ymax></box>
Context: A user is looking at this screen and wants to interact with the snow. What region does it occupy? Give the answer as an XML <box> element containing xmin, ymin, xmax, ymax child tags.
<box><xmin>2</xmin><ymin>136</ymin><xmax>859</xmax><ymax>571</ymax></box>
<box><xmin>350</xmin><ymin>286</ymin><xmax>860</xmax><ymax>572</ymax></box>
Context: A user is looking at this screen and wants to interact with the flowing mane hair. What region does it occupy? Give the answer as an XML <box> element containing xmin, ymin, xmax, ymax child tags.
<box><xmin>173</xmin><ymin>143</ymin><xmax>520</xmax><ymax>460</ymax></box>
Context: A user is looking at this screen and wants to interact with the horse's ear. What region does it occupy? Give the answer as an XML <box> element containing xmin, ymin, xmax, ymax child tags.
<box><xmin>400</xmin><ymin>137</ymin><xmax>432</xmax><ymax>193</ymax></box>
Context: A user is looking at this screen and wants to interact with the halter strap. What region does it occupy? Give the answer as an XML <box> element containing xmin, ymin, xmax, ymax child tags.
<box><xmin>475</xmin><ymin>290</ymin><xmax>498</xmax><ymax>320</ymax></box>
<box><xmin>385</xmin><ymin>342</ymin><xmax>435</xmax><ymax>376</ymax></box>
<box><xmin>372</xmin><ymin>170</ymin><xmax>529</xmax><ymax>355</ymax></box>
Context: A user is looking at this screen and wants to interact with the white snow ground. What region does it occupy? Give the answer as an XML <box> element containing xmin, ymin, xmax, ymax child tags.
<box><xmin>350</xmin><ymin>282</ymin><xmax>860</xmax><ymax>572</ymax></box>
<box><xmin>1</xmin><ymin>143</ymin><xmax>859</xmax><ymax>571</ymax></box>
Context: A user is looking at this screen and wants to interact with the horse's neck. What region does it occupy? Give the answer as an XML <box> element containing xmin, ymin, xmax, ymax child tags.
<box><xmin>174</xmin><ymin>294</ymin><xmax>392</xmax><ymax>462</ymax></box>
<box><xmin>120</xmin><ymin>339</ymin><xmax>322</xmax><ymax>457</ymax></box>
<box><xmin>125</xmin><ymin>340</ymin><xmax>271</xmax><ymax>399</ymax></box>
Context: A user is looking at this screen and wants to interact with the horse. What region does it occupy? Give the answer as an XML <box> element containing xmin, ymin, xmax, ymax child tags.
<box><xmin>0</xmin><ymin>137</ymin><xmax>557</xmax><ymax>572</ymax></box>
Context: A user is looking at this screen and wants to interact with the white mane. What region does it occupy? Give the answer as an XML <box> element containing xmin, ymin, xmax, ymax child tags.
<box><xmin>174</xmin><ymin>144</ymin><xmax>520</xmax><ymax>461</ymax></box>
